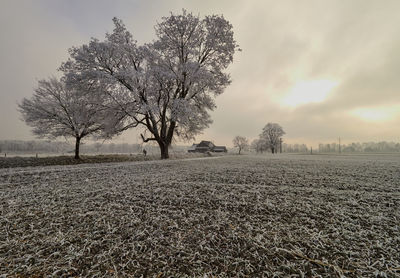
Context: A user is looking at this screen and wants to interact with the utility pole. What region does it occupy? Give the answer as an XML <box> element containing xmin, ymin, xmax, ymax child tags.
<box><xmin>311</xmin><ymin>146</ymin><xmax>313</xmax><ymax>155</ymax></box>
<box><xmin>279</xmin><ymin>138</ymin><xmax>282</xmax><ymax>153</ymax></box>
<box><xmin>339</xmin><ymin>137</ymin><xmax>341</xmax><ymax>154</ymax></box>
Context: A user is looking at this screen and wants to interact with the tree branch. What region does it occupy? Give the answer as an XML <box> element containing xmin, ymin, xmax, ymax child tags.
<box><xmin>140</xmin><ymin>134</ymin><xmax>157</xmax><ymax>143</ymax></box>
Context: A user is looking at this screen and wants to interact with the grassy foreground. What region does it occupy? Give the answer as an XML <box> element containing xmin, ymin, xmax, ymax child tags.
<box><xmin>0</xmin><ymin>154</ymin><xmax>399</xmax><ymax>277</ymax></box>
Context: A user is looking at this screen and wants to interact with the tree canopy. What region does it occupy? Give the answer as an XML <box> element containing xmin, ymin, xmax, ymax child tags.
<box><xmin>61</xmin><ymin>10</ymin><xmax>239</xmax><ymax>158</ymax></box>
<box><xmin>260</xmin><ymin>123</ymin><xmax>285</xmax><ymax>154</ymax></box>
<box><xmin>18</xmin><ymin>78</ymin><xmax>111</xmax><ymax>159</ymax></box>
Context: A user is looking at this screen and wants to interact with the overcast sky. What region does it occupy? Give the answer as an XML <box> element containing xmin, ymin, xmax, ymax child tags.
<box><xmin>1</xmin><ymin>0</ymin><xmax>399</xmax><ymax>147</ymax></box>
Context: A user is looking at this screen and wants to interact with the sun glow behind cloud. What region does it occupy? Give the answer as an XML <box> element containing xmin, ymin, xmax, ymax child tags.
<box><xmin>350</xmin><ymin>105</ymin><xmax>400</xmax><ymax>122</ymax></box>
<box><xmin>281</xmin><ymin>80</ymin><xmax>338</xmax><ymax>107</ymax></box>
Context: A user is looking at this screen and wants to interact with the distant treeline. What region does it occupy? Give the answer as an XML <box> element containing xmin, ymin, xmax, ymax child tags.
<box><xmin>0</xmin><ymin>140</ymin><xmax>192</xmax><ymax>155</ymax></box>
<box><xmin>282</xmin><ymin>143</ymin><xmax>309</xmax><ymax>153</ymax></box>
<box><xmin>2</xmin><ymin>140</ymin><xmax>400</xmax><ymax>154</ymax></box>
<box><xmin>318</xmin><ymin>142</ymin><xmax>400</xmax><ymax>153</ymax></box>
<box><xmin>255</xmin><ymin>141</ymin><xmax>400</xmax><ymax>153</ymax></box>
<box><xmin>0</xmin><ymin>140</ymin><xmax>142</xmax><ymax>154</ymax></box>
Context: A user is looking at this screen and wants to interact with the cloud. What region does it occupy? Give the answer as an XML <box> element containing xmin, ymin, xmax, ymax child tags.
<box><xmin>0</xmin><ymin>1</ymin><xmax>88</xmax><ymax>139</ymax></box>
<box><xmin>1</xmin><ymin>0</ymin><xmax>400</xmax><ymax>147</ymax></box>
<box><xmin>205</xmin><ymin>0</ymin><xmax>400</xmax><ymax>146</ymax></box>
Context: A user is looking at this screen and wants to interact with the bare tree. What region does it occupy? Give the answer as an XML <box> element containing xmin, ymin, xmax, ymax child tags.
<box><xmin>61</xmin><ymin>11</ymin><xmax>239</xmax><ymax>159</ymax></box>
<box><xmin>260</xmin><ymin>123</ymin><xmax>285</xmax><ymax>154</ymax></box>
<box><xmin>18</xmin><ymin>78</ymin><xmax>110</xmax><ymax>159</ymax></box>
<box><xmin>233</xmin><ymin>136</ymin><xmax>249</xmax><ymax>154</ymax></box>
<box><xmin>251</xmin><ymin>138</ymin><xmax>268</xmax><ymax>153</ymax></box>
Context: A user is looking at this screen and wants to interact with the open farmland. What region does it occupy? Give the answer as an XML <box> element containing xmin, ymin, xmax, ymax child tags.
<box><xmin>0</xmin><ymin>153</ymin><xmax>210</xmax><ymax>169</ymax></box>
<box><xmin>1</xmin><ymin>154</ymin><xmax>399</xmax><ymax>277</ymax></box>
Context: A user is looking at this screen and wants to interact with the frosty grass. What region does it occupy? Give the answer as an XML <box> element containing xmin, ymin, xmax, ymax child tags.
<box><xmin>1</xmin><ymin>154</ymin><xmax>399</xmax><ymax>277</ymax></box>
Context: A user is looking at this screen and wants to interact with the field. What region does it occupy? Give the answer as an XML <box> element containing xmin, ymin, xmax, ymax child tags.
<box><xmin>0</xmin><ymin>153</ymin><xmax>209</xmax><ymax>169</ymax></box>
<box><xmin>1</xmin><ymin>154</ymin><xmax>399</xmax><ymax>277</ymax></box>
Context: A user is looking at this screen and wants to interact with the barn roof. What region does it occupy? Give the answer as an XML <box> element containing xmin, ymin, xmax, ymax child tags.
<box><xmin>197</xmin><ymin>141</ymin><xmax>215</xmax><ymax>148</ymax></box>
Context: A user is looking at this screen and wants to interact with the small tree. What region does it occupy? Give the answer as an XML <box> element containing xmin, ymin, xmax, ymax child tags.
<box><xmin>233</xmin><ymin>136</ymin><xmax>249</xmax><ymax>154</ymax></box>
<box><xmin>18</xmin><ymin>78</ymin><xmax>111</xmax><ymax>159</ymax></box>
<box><xmin>251</xmin><ymin>138</ymin><xmax>268</xmax><ymax>153</ymax></box>
<box><xmin>260</xmin><ymin>123</ymin><xmax>285</xmax><ymax>154</ymax></box>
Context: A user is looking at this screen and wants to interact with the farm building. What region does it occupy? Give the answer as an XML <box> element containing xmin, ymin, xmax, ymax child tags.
<box><xmin>187</xmin><ymin>144</ymin><xmax>198</xmax><ymax>153</ymax></box>
<box><xmin>188</xmin><ymin>141</ymin><xmax>227</xmax><ymax>153</ymax></box>
<box><xmin>213</xmin><ymin>146</ymin><xmax>228</xmax><ymax>152</ymax></box>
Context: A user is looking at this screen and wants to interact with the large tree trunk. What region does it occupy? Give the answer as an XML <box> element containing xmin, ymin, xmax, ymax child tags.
<box><xmin>75</xmin><ymin>137</ymin><xmax>81</xmax><ymax>159</ymax></box>
<box><xmin>158</xmin><ymin>121</ymin><xmax>175</xmax><ymax>159</ymax></box>
<box><xmin>158</xmin><ymin>141</ymin><xmax>169</xmax><ymax>159</ymax></box>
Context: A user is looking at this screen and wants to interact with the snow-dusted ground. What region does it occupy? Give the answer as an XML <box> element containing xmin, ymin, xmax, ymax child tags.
<box><xmin>1</xmin><ymin>154</ymin><xmax>399</xmax><ymax>277</ymax></box>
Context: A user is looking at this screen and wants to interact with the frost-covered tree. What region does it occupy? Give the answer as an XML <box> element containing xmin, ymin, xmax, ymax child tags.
<box><xmin>61</xmin><ymin>10</ymin><xmax>239</xmax><ymax>159</ymax></box>
<box><xmin>233</xmin><ymin>136</ymin><xmax>248</xmax><ymax>154</ymax></box>
<box><xmin>18</xmin><ymin>78</ymin><xmax>112</xmax><ymax>159</ymax></box>
<box><xmin>251</xmin><ymin>138</ymin><xmax>269</xmax><ymax>154</ymax></box>
<box><xmin>260</xmin><ymin>123</ymin><xmax>285</xmax><ymax>154</ymax></box>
